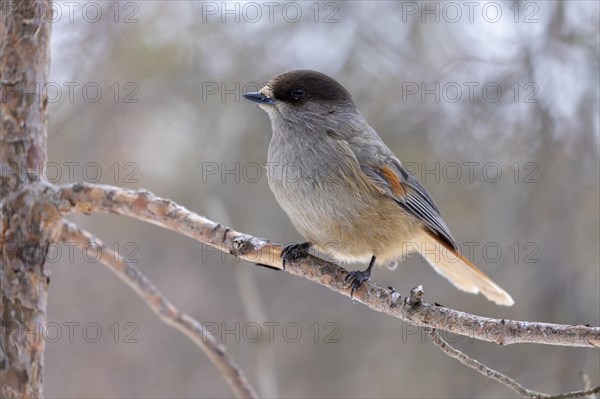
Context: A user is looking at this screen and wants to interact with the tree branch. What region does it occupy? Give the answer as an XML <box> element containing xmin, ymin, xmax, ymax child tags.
<box><xmin>60</xmin><ymin>221</ymin><xmax>258</xmax><ymax>399</ymax></box>
<box><xmin>425</xmin><ymin>328</ymin><xmax>600</xmax><ymax>399</ymax></box>
<box><xmin>46</xmin><ymin>182</ymin><xmax>600</xmax><ymax>349</ymax></box>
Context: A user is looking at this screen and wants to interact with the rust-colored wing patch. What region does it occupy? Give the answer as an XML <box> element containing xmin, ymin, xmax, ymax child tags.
<box><xmin>379</xmin><ymin>166</ymin><xmax>406</xmax><ymax>198</ymax></box>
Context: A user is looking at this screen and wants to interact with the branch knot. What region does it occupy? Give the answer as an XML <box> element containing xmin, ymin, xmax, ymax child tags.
<box><xmin>406</xmin><ymin>285</ymin><xmax>424</xmax><ymax>307</ymax></box>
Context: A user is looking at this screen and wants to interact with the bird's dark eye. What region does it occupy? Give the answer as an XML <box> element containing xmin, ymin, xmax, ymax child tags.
<box><xmin>291</xmin><ymin>88</ymin><xmax>304</xmax><ymax>100</ymax></box>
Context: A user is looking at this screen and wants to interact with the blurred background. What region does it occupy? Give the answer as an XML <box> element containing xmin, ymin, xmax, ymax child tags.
<box><xmin>44</xmin><ymin>0</ymin><xmax>598</xmax><ymax>397</ymax></box>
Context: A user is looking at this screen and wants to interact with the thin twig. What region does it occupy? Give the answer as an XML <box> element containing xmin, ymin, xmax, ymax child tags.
<box><xmin>209</xmin><ymin>199</ymin><xmax>279</xmax><ymax>398</ymax></box>
<box><xmin>49</xmin><ymin>182</ymin><xmax>600</xmax><ymax>348</ymax></box>
<box><xmin>580</xmin><ymin>371</ymin><xmax>592</xmax><ymax>392</ymax></box>
<box><xmin>425</xmin><ymin>327</ymin><xmax>600</xmax><ymax>399</ymax></box>
<box><xmin>579</xmin><ymin>371</ymin><xmax>599</xmax><ymax>399</ymax></box>
<box><xmin>60</xmin><ymin>221</ymin><xmax>258</xmax><ymax>399</ymax></box>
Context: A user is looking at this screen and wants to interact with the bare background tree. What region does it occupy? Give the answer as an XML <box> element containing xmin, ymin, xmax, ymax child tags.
<box><xmin>1</xmin><ymin>0</ymin><xmax>598</xmax><ymax>398</ymax></box>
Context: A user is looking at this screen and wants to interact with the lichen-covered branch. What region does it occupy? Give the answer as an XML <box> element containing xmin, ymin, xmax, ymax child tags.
<box><xmin>60</xmin><ymin>221</ymin><xmax>258</xmax><ymax>399</ymax></box>
<box><xmin>50</xmin><ymin>182</ymin><xmax>600</xmax><ymax>349</ymax></box>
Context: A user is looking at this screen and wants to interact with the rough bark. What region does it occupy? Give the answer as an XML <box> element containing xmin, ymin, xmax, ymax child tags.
<box><xmin>0</xmin><ymin>1</ymin><xmax>55</xmax><ymax>397</ymax></box>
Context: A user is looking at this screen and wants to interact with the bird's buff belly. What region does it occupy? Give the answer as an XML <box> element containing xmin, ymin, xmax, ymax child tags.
<box><xmin>270</xmin><ymin>179</ymin><xmax>423</xmax><ymax>265</ymax></box>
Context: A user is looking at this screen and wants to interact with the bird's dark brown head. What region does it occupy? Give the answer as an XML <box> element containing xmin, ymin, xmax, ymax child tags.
<box><xmin>267</xmin><ymin>70</ymin><xmax>353</xmax><ymax>106</ymax></box>
<box><xmin>243</xmin><ymin>70</ymin><xmax>354</xmax><ymax>108</ymax></box>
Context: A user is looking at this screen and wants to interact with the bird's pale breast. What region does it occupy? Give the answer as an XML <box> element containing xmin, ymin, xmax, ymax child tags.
<box><xmin>267</xmin><ymin>135</ymin><xmax>422</xmax><ymax>264</ymax></box>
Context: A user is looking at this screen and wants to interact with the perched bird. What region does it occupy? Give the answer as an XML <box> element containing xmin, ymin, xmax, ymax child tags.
<box><xmin>243</xmin><ymin>70</ymin><xmax>514</xmax><ymax>306</ymax></box>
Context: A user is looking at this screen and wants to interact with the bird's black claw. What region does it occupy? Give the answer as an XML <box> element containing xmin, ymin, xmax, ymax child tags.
<box><xmin>281</xmin><ymin>242</ymin><xmax>311</xmax><ymax>269</ymax></box>
<box><xmin>345</xmin><ymin>269</ymin><xmax>372</xmax><ymax>298</ymax></box>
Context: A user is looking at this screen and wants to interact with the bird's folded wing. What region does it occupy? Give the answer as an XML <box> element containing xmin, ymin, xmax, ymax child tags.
<box><xmin>362</xmin><ymin>157</ymin><xmax>458</xmax><ymax>251</ymax></box>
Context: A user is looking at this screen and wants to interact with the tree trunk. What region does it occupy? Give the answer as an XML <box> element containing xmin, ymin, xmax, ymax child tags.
<box><xmin>1</xmin><ymin>1</ymin><xmax>54</xmax><ymax>397</ymax></box>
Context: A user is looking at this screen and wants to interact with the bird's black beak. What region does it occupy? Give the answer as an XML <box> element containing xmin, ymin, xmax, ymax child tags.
<box><xmin>243</xmin><ymin>92</ymin><xmax>277</xmax><ymax>105</ymax></box>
